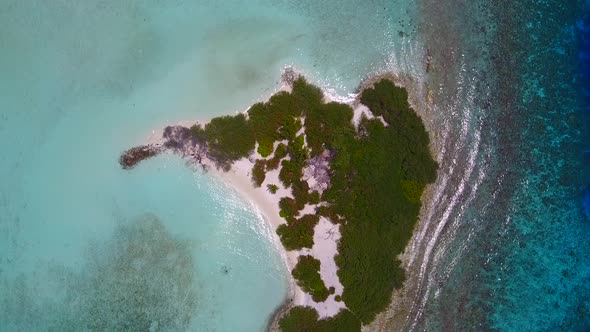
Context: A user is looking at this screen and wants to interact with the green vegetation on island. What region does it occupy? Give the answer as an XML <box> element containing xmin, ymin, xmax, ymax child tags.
<box><xmin>292</xmin><ymin>255</ymin><xmax>330</xmax><ymax>302</ymax></box>
<box><xmin>279</xmin><ymin>306</ymin><xmax>361</xmax><ymax>332</ymax></box>
<box><xmin>180</xmin><ymin>77</ymin><xmax>437</xmax><ymax>330</ymax></box>
<box><xmin>190</xmin><ymin>114</ymin><xmax>255</xmax><ymax>171</ymax></box>
<box><xmin>267</xmin><ymin>184</ymin><xmax>279</xmax><ymax>194</ymax></box>
<box><xmin>276</xmin><ymin>214</ymin><xmax>319</xmax><ymax>250</ymax></box>
<box><xmin>251</xmin><ymin>159</ymin><xmax>266</xmax><ymax>187</ymax></box>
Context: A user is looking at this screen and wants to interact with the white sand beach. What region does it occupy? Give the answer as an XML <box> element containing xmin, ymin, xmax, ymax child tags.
<box><xmin>142</xmin><ymin>119</ymin><xmax>348</xmax><ymax>318</ymax></box>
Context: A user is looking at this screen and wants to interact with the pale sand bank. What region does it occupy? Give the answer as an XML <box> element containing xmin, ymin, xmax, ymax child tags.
<box><xmin>207</xmin><ymin>155</ymin><xmax>346</xmax><ymax>317</ymax></box>
<box><xmin>141</xmin><ymin>120</ymin><xmax>347</xmax><ymax>318</ymax></box>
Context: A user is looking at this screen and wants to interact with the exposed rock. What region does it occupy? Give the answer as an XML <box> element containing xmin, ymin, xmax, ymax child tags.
<box><xmin>119</xmin><ymin>144</ymin><xmax>162</xmax><ymax>169</ymax></box>
<box><xmin>120</xmin><ymin>125</ymin><xmax>210</xmax><ymax>170</ymax></box>
<box><xmin>281</xmin><ymin>66</ymin><xmax>299</xmax><ymax>87</ymax></box>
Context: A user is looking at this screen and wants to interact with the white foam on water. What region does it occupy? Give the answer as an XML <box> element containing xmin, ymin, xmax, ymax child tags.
<box><xmin>402</xmin><ymin>58</ymin><xmax>496</xmax><ymax>331</ymax></box>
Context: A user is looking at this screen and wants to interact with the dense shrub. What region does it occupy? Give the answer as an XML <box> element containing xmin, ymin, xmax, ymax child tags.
<box><xmin>279</xmin><ymin>116</ymin><xmax>302</xmax><ymax>140</ymax></box>
<box><xmin>359</xmin><ymin>79</ymin><xmax>410</xmax><ymax>124</ymax></box>
<box><xmin>257</xmin><ymin>141</ymin><xmax>274</xmax><ymax>157</ymax></box>
<box><xmin>304</xmin><ymin>102</ymin><xmax>354</xmax><ymax>156</ymax></box>
<box><xmin>308</xmin><ymin>191</ymin><xmax>321</xmax><ymax>205</ymax></box>
<box><xmin>291</xmin><ymin>180</ymin><xmax>311</xmax><ymax>207</ymax></box>
<box><xmin>274</xmin><ymin>143</ymin><xmax>288</xmax><ymax>159</ymax></box>
<box><xmin>249</xmin><ymin>92</ymin><xmax>301</xmax><ymax>152</ymax></box>
<box><xmin>279</xmin><ymin>307</ymin><xmax>361</xmax><ymax>332</ymax></box>
<box><xmin>279</xmin><ymin>197</ymin><xmax>301</xmax><ymax>219</ymax></box>
<box><xmin>291</xmin><ymin>77</ymin><xmax>323</xmax><ymax>112</ymax></box>
<box><xmin>278</xmin><ymin>306</ymin><xmax>319</xmax><ymax>332</ymax></box>
<box><xmin>267</xmin><ymin>184</ymin><xmax>279</xmax><ymax>194</ymax></box>
<box><xmin>292</xmin><ymin>255</ymin><xmax>329</xmax><ymax>302</ymax></box>
<box><xmin>279</xmin><ymin>159</ymin><xmax>301</xmax><ymax>188</ymax></box>
<box><xmin>276</xmin><ymin>214</ymin><xmax>319</xmax><ymax>250</ymax></box>
<box><xmin>401</xmin><ymin>179</ymin><xmax>424</xmax><ymax>203</ymax></box>
<box><xmin>319</xmin><ymin>81</ymin><xmax>438</xmax><ymax>324</ymax></box>
<box><xmin>316</xmin><ymin>309</ymin><xmax>361</xmax><ymax>332</ymax></box>
<box><xmin>288</xmin><ymin>134</ymin><xmax>308</xmax><ymax>164</ymax></box>
<box><xmin>182</xmin><ymin>77</ymin><xmax>437</xmax><ymax>330</ymax></box>
<box><xmin>251</xmin><ymin>160</ymin><xmax>266</xmax><ymax>187</ymax></box>
<box><xmin>278</xmin><ymin>137</ymin><xmax>306</xmax><ymax>186</ymax></box>
<box><xmin>248</xmin><ymin>103</ymin><xmax>278</xmax><ymax>150</ymax></box>
<box><xmin>203</xmin><ymin>114</ymin><xmax>255</xmax><ymax>170</ymax></box>
<box><xmin>316</xmin><ymin>205</ymin><xmax>342</xmax><ymax>224</ymax></box>
<box><xmin>189</xmin><ymin>124</ymin><xmax>207</xmax><ymax>143</ymax></box>
<box><xmin>270</xmin><ymin>78</ymin><xmax>437</xmax><ymax>326</ymax></box>
<box><xmin>266</xmin><ymin>143</ymin><xmax>287</xmax><ymax>171</ymax></box>
<box><xmin>266</xmin><ymin>157</ymin><xmax>281</xmax><ymax>170</ymax></box>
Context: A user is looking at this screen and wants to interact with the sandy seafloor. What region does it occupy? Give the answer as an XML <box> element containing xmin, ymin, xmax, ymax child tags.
<box><xmin>1</xmin><ymin>0</ymin><xmax>590</xmax><ymax>331</ymax></box>
<box><xmin>0</xmin><ymin>1</ymin><xmax>423</xmax><ymax>331</ymax></box>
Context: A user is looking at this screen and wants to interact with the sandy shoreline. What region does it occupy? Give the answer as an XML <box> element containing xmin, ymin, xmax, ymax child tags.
<box><xmin>139</xmin><ymin>77</ymin><xmax>347</xmax><ymax>328</ymax></box>
<box><xmin>132</xmin><ymin>70</ymin><xmax>439</xmax><ymax>331</ymax></box>
<box><xmin>206</xmin><ymin>157</ymin><xmax>305</xmax><ymax>302</ymax></box>
<box><xmin>139</xmin><ymin>136</ymin><xmax>346</xmax><ymax>328</ymax></box>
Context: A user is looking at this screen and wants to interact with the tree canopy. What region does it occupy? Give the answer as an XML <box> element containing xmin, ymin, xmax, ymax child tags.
<box><xmin>188</xmin><ymin>77</ymin><xmax>437</xmax><ymax>331</ymax></box>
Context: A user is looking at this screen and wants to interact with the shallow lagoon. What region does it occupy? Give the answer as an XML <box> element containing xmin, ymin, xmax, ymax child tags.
<box><xmin>0</xmin><ymin>1</ymin><xmax>419</xmax><ymax>330</ymax></box>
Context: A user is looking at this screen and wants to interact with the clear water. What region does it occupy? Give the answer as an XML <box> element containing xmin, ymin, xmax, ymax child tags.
<box><xmin>4</xmin><ymin>0</ymin><xmax>586</xmax><ymax>330</ymax></box>
<box><xmin>393</xmin><ymin>0</ymin><xmax>590</xmax><ymax>331</ymax></box>
<box><xmin>0</xmin><ymin>1</ymin><xmax>422</xmax><ymax>330</ymax></box>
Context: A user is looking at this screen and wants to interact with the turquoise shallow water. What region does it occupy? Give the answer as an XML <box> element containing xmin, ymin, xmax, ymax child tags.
<box><xmin>6</xmin><ymin>1</ymin><xmax>584</xmax><ymax>330</ymax></box>
<box><xmin>2</xmin><ymin>155</ymin><xmax>287</xmax><ymax>330</ymax></box>
<box><xmin>0</xmin><ymin>1</ymin><xmax>421</xmax><ymax>330</ymax></box>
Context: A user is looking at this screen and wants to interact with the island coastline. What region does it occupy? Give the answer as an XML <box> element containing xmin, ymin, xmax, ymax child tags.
<box><xmin>120</xmin><ymin>70</ymin><xmax>439</xmax><ymax>331</ymax></box>
<box><xmin>130</xmin><ymin>76</ymin><xmax>346</xmax><ymax>321</ymax></box>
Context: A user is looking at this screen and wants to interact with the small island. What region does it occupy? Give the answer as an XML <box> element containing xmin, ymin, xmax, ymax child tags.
<box><xmin>120</xmin><ymin>74</ymin><xmax>438</xmax><ymax>331</ymax></box>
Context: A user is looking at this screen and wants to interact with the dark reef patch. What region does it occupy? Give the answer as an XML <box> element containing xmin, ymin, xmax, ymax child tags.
<box><xmin>0</xmin><ymin>214</ymin><xmax>198</xmax><ymax>330</ymax></box>
<box><xmin>69</xmin><ymin>214</ymin><xmax>197</xmax><ymax>331</ymax></box>
<box><xmin>119</xmin><ymin>144</ymin><xmax>162</xmax><ymax>169</ymax></box>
